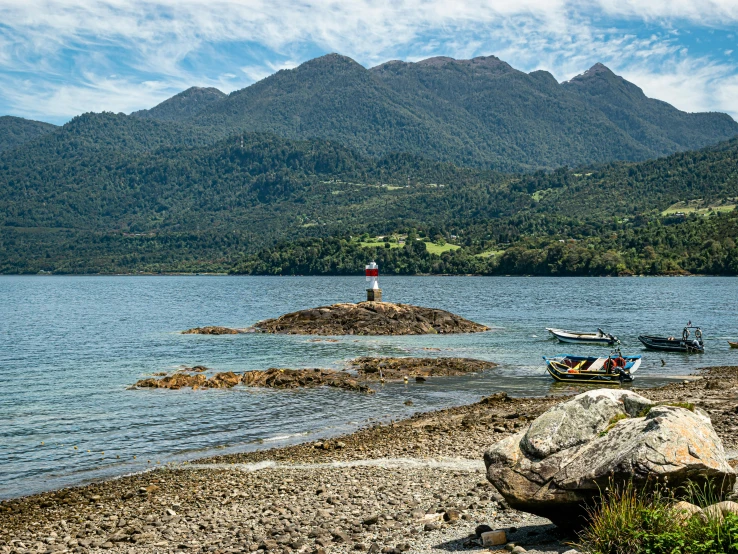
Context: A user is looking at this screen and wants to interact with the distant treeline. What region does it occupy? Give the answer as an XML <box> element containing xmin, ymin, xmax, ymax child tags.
<box><xmin>232</xmin><ymin>212</ymin><xmax>738</xmax><ymax>277</ymax></box>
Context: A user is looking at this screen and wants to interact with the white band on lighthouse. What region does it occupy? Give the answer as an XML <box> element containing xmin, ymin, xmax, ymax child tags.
<box><xmin>365</xmin><ymin>261</ymin><xmax>379</xmax><ymax>290</ymax></box>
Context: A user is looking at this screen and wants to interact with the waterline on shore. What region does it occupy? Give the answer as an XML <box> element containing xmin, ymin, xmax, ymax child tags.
<box><xmin>180</xmin><ymin>457</ymin><xmax>485</xmax><ymax>472</ymax></box>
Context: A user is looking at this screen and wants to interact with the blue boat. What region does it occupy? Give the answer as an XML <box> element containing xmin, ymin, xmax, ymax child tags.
<box><xmin>543</xmin><ymin>352</ymin><xmax>642</xmax><ymax>384</ymax></box>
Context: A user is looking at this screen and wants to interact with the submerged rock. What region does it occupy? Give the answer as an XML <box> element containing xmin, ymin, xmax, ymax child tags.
<box><xmin>350</xmin><ymin>357</ymin><xmax>496</xmax><ymax>380</ymax></box>
<box><xmin>241</xmin><ymin>368</ymin><xmax>374</xmax><ymax>393</ymax></box>
<box><xmin>206</xmin><ymin>371</ymin><xmax>241</xmax><ymax>388</ymax></box>
<box><xmin>181</xmin><ymin>326</ymin><xmax>244</xmax><ymax>335</ymax></box>
<box><xmin>134</xmin><ymin>373</ymin><xmax>207</xmax><ymax>390</ymax></box>
<box><xmin>484</xmin><ymin>389</ymin><xmax>735</xmax><ymax>528</ymax></box>
<box><xmin>253</xmin><ymin>301</ymin><xmax>489</xmax><ymax>335</ymax></box>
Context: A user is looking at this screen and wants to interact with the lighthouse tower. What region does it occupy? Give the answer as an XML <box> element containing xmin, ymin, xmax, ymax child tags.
<box><xmin>365</xmin><ymin>261</ymin><xmax>382</xmax><ymax>302</ymax></box>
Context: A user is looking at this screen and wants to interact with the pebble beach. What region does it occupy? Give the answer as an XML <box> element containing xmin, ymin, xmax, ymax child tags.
<box><xmin>4</xmin><ymin>365</ymin><xmax>738</xmax><ymax>554</ymax></box>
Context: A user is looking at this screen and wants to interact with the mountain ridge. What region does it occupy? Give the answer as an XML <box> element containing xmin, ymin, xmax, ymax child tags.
<box><xmin>0</xmin><ymin>116</ymin><xmax>58</xmax><ymax>153</ymax></box>
<box><xmin>184</xmin><ymin>53</ymin><xmax>738</xmax><ymax>170</ymax></box>
<box><xmin>3</xmin><ymin>53</ymin><xmax>736</xmax><ymax>172</ymax></box>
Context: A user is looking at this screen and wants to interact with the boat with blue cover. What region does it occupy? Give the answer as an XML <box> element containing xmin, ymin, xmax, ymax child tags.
<box><xmin>543</xmin><ymin>351</ymin><xmax>642</xmax><ymax>384</ymax></box>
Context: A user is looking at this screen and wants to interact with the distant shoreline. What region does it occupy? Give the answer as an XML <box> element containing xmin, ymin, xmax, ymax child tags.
<box><xmin>2</xmin><ymin>272</ymin><xmax>732</xmax><ymax>278</ymax></box>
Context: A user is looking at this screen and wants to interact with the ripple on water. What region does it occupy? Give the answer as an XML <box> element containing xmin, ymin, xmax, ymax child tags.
<box><xmin>1</xmin><ymin>275</ymin><xmax>736</xmax><ymax>498</ymax></box>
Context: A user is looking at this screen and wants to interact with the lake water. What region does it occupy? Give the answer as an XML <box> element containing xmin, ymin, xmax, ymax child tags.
<box><xmin>2</xmin><ymin>276</ymin><xmax>737</xmax><ymax>499</ymax></box>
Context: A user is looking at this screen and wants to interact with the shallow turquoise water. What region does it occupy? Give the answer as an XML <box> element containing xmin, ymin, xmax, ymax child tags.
<box><xmin>1</xmin><ymin>275</ymin><xmax>736</xmax><ymax>498</ymax></box>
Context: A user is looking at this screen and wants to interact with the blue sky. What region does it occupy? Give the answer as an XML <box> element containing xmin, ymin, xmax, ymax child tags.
<box><xmin>1</xmin><ymin>0</ymin><xmax>737</xmax><ymax>125</ymax></box>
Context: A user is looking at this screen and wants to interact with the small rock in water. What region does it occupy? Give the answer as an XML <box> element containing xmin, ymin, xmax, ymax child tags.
<box><xmin>404</xmin><ymin>400</ymin><xmax>413</xmax><ymax>406</ymax></box>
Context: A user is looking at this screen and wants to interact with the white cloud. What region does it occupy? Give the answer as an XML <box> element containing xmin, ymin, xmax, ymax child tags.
<box><xmin>0</xmin><ymin>0</ymin><xmax>737</xmax><ymax>121</ymax></box>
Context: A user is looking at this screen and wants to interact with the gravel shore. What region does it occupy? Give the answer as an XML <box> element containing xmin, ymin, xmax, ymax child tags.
<box><xmin>3</xmin><ymin>366</ymin><xmax>738</xmax><ymax>554</ymax></box>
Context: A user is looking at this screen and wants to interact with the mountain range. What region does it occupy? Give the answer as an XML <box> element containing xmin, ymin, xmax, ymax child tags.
<box><xmin>2</xmin><ymin>54</ymin><xmax>737</xmax><ymax>170</ymax></box>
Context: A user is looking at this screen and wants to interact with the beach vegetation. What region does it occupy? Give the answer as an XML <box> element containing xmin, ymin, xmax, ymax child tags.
<box><xmin>578</xmin><ymin>480</ymin><xmax>738</xmax><ymax>554</ymax></box>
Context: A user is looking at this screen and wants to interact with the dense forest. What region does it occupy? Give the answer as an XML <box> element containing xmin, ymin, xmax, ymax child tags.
<box><xmin>1</xmin><ymin>52</ymin><xmax>737</xmax><ymax>276</ymax></box>
<box><xmin>231</xmin><ymin>211</ymin><xmax>738</xmax><ymax>277</ymax></box>
<box><xmin>0</xmin><ymin>116</ymin><xmax>57</xmax><ymax>153</ymax></box>
<box><xmin>1</xmin><ymin>126</ymin><xmax>737</xmax><ymax>274</ymax></box>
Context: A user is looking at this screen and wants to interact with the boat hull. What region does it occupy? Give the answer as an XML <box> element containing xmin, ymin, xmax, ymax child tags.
<box><xmin>729</xmin><ymin>341</ymin><xmax>738</xmax><ymax>349</ymax></box>
<box><xmin>638</xmin><ymin>335</ymin><xmax>704</xmax><ymax>353</ymax></box>
<box><xmin>543</xmin><ymin>355</ymin><xmax>640</xmax><ymax>384</ymax></box>
<box><xmin>546</xmin><ymin>328</ymin><xmax>618</xmax><ymax>345</ymax></box>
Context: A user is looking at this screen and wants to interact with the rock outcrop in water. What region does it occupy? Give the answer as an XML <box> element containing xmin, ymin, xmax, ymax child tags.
<box><xmin>351</xmin><ymin>357</ymin><xmax>497</xmax><ymax>380</ymax></box>
<box><xmin>484</xmin><ymin>389</ymin><xmax>735</xmax><ymax>528</ymax></box>
<box><xmin>242</xmin><ymin>368</ymin><xmax>373</xmax><ymax>393</ymax></box>
<box><xmin>253</xmin><ymin>302</ymin><xmax>489</xmax><ymax>335</ymax></box>
<box><xmin>134</xmin><ymin>368</ymin><xmax>374</xmax><ymax>393</ymax></box>
<box><xmin>181</xmin><ymin>326</ymin><xmax>246</xmax><ymax>335</ymax></box>
<box><xmin>132</xmin><ymin>357</ymin><xmax>496</xmax><ymax>393</ymax></box>
<box><xmin>133</xmin><ymin>372</ymin><xmax>235</xmax><ymax>390</ymax></box>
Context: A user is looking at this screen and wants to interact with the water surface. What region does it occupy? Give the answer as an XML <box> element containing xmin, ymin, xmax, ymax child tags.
<box><xmin>1</xmin><ymin>276</ymin><xmax>736</xmax><ymax>498</ymax></box>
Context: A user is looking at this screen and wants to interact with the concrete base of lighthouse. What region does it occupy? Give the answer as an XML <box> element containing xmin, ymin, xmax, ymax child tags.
<box><xmin>366</xmin><ymin>289</ymin><xmax>382</xmax><ymax>302</ymax></box>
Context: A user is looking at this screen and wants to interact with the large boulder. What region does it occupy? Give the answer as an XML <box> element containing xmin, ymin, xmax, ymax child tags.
<box><xmin>484</xmin><ymin>389</ymin><xmax>735</xmax><ymax>527</ymax></box>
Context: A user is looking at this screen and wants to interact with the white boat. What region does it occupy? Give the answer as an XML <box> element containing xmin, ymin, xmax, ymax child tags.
<box><xmin>546</xmin><ymin>327</ymin><xmax>619</xmax><ymax>345</ymax></box>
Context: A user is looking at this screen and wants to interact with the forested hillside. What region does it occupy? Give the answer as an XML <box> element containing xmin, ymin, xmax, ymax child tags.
<box><xmin>232</xmin><ymin>211</ymin><xmax>738</xmax><ymax>277</ymax></box>
<box><xmin>0</xmin><ymin>116</ymin><xmax>57</xmax><ymax>153</ymax></box>
<box><xmin>1</xmin><ymin>126</ymin><xmax>737</xmax><ymax>275</ymax></box>
<box><xmin>132</xmin><ymin>87</ymin><xmax>226</xmax><ymax>122</ymax></box>
<box><xmin>2</xmin><ymin>52</ymin><xmax>737</xmax><ymax>275</ymax></box>
<box><xmin>189</xmin><ymin>54</ymin><xmax>738</xmax><ymax>171</ymax></box>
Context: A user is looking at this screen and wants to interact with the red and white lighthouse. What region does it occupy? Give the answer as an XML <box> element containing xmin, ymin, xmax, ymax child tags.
<box><xmin>365</xmin><ymin>261</ymin><xmax>382</xmax><ymax>302</ymax></box>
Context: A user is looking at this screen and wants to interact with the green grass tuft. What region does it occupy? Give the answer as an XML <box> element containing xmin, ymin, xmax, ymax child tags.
<box><xmin>577</xmin><ymin>480</ymin><xmax>738</xmax><ymax>554</ymax></box>
<box><xmin>638</xmin><ymin>402</ymin><xmax>696</xmax><ymax>418</ymax></box>
<box><xmin>599</xmin><ymin>413</ymin><xmax>629</xmax><ymax>436</ymax></box>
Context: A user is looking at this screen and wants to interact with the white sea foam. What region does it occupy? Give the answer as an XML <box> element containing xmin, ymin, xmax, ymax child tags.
<box><xmin>262</xmin><ymin>432</ymin><xmax>309</xmax><ymax>442</ymax></box>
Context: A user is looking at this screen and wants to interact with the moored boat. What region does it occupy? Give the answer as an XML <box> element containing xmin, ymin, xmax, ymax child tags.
<box><xmin>729</xmin><ymin>341</ymin><xmax>738</xmax><ymax>349</ymax></box>
<box><xmin>546</xmin><ymin>327</ymin><xmax>618</xmax><ymax>345</ymax></box>
<box><xmin>543</xmin><ymin>352</ymin><xmax>641</xmax><ymax>384</ymax></box>
<box><xmin>638</xmin><ymin>326</ymin><xmax>704</xmax><ymax>353</ymax></box>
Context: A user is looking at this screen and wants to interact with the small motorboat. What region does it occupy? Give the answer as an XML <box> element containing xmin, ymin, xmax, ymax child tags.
<box><xmin>638</xmin><ymin>326</ymin><xmax>704</xmax><ymax>353</ymax></box>
<box><xmin>546</xmin><ymin>327</ymin><xmax>619</xmax><ymax>345</ymax></box>
<box><xmin>729</xmin><ymin>341</ymin><xmax>738</xmax><ymax>349</ymax></box>
<box><xmin>543</xmin><ymin>352</ymin><xmax>641</xmax><ymax>384</ymax></box>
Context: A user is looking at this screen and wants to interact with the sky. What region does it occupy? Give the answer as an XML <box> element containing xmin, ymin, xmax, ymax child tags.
<box><xmin>1</xmin><ymin>0</ymin><xmax>738</xmax><ymax>125</ymax></box>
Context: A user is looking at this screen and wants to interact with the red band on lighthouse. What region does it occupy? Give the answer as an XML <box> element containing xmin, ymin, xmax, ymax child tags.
<box><xmin>365</xmin><ymin>268</ymin><xmax>378</xmax><ymax>277</ymax></box>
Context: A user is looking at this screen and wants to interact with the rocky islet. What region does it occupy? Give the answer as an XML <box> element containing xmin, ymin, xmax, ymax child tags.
<box><xmin>132</xmin><ymin>357</ymin><xmax>498</xmax><ymax>393</ymax></box>
<box><xmin>181</xmin><ymin>302</ymin><xmax>488</xmax><ymax>336</ymax></box>
<box><xmin>252</xmin><ymin>301</ymin><xmax>489</xmax><ymax>336</ymax></box>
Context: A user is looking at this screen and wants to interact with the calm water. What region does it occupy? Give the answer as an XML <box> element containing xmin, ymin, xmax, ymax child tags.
<box><xmin>1</xmin><ymin>276</ymin><xmax>737</xmax><ymax>499</ymax></box>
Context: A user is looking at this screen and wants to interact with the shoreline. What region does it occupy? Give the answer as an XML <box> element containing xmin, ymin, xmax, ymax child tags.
<box><xmin>3</xmin><ymin>273</ymin><xmax>735</xmax><ymax>278</ymax></box>
<box><xmin>3</xmin><ymin>366</ymin><xmax>738</xmax><ymax>554</ymax></box>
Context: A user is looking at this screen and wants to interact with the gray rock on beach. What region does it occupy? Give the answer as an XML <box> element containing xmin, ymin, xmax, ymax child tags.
<box><xmin>484</xmin><ymin>389</ymin><xmax>735</xmax><ymax>527</ymax></box>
